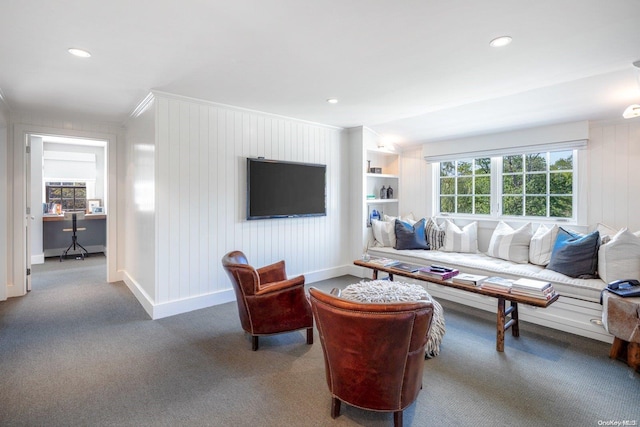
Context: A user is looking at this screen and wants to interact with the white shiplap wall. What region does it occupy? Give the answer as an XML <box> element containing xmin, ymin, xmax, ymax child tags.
<box><xmin>147</xmin><ymin>93</ymin><xmax>348</xmax><ymax>316</ymax></box>
<box><xmin>587</xmin><ymin>119</ymin><xmax>640</xmax><ymax>231</ymax></box>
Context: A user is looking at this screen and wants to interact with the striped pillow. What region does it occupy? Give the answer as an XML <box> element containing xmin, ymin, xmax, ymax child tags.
<box><xmin>371</xmin><ymin>219</ymin><xmax>396</xmax><ymax>247</ymax></box>
<box><xmin>487</xmin><ymin>221</ymin><xmax>532</xmax><ymax>264</ymax></box>
<box><xmin>442</xmin><ymin>220</ymin><xmax>478</xmax><ymax>253</ymax></box>
<box><xmin>529</xmin><ymin>224</ymin><xmax>558</xmax><ymax>266</ymax></box>
<box><xmin>425</xmin><ymin>217</ymin><xmax>445</xmax><ymax>250</ymax></box>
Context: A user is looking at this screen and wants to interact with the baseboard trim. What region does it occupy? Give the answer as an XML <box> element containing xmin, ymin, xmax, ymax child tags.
<box><xmin>120</xmin><ymin>265</ymin><xmax>352</xmax><ymax>320</ymax></box>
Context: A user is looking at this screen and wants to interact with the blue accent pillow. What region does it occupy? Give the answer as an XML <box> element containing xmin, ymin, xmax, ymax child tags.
<box><xmin>546</xmin><ymin>227</ymin><xmax>600</xmax><ymax>278</ymax></box>
<box><xmin>394</xmin><ymin>218</ymin><xmax>429</xmax><ymax>250</ymax></box>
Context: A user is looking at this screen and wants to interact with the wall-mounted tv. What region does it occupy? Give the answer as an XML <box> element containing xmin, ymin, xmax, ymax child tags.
<box><xmin>247</xmin><ymin>157</ymin><xmax>326</xmax><ymax>220</ymax></box>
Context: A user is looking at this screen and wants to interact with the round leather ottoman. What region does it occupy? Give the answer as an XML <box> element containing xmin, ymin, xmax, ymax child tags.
<box><xmin>340</xmin><ymin>280</ymin><xmax>445</xmax><ymax>358</ymax></box>
<box><xmin>602</xmin><ymin>291</ymin><xmax>640</xmax><ymax>371</ymax></box>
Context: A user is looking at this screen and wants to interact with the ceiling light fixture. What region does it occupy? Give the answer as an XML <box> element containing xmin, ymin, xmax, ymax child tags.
<box><xmin>68</xmin><ymin>48</ymin><xmax>92</xmax><ymax>58</ymax></box>
<box><xmin>489</xmin><ymin>36</ymin><xmax>512</xmax><ymax>48</ymax></box>
<box><xmin>623</xmin><ymin>104</ymin><xmax>640</xmax><ymax>119</ymax></box>
<box><xmin>623</xmin><ymin>60</ymin><xmax>640</xmax><ymax>119</ymax></box>
<box><xmin>326</xmin><ymin>98</ymin><xmax>338</xmax><ymax>104</ymax></box>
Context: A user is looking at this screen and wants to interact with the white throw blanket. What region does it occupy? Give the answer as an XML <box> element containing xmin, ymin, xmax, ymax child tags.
<box><xmin>340</xmin><ymin>280</ymin><xmax>446</xmax><ymax>358</ymax></box>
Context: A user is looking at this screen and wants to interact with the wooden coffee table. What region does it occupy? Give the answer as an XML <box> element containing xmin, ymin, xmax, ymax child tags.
<box><xmin>354</xmin><ymin>259</ymin><xmax>559</xmax><ymax>352</ymax></box>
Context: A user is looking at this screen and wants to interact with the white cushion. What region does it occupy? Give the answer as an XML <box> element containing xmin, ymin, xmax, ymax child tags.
<box><xmin>442</xmin><ymin>220</ymin><xmax>478</xmax><ymax>253</ymax></box>
<box><xmin>529</xmin><ymin>223</ymin><xmax>559</xmax><ymax>266</ymax></box>
<box><xmin>595</xmin><ymin>223</ymin><xmax>619</xmax><ymax>244</ymax></box>
<box><xmin>371</xmin><ymin>219</ymin><xmax>396</xmax><ymax>247</ymax></box>
<box><xmin>597</xmin><ymin>228</ymin><xmax>640</xmax><ymax>283</ymax></box>
<box><xmin>384</xmin><ymin>212</ymin><xmax>416</xmax><ymax>224</ymax></box>
<box><xmin>486</xmin><ymin>221</ymin><xmax>532</xmax><ymax>264</ymax></box>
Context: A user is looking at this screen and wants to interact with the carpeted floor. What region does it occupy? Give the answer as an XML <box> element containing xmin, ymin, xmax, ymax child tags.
<box><xmin>0</xmin><ymin>255</ymin><xmax>638</xmax><ymax>426</ymax></box>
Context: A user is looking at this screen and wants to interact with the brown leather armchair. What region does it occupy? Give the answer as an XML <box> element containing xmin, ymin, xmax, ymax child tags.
<box><xmin>221</xmin><ymin>251</ymin><xmax>313</xmax><ymax>351</ymax></box>
<box><xmin>309</xmin><ymin>287</ymin><xmax>433</xmax><ymax>427</ymax></box>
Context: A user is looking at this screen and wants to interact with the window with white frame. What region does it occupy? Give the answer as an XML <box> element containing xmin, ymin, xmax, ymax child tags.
<box><xmin>437</xmin><ymin>149</ymin><xmax>576</xmax><ymax>220</ymax></box>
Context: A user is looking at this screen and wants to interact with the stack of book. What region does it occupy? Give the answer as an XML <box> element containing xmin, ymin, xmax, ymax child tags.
<box><xmin>481</xmin><ymin>276</ymin><xmax>513</xmax><ymax>293</ymax></box>
<box><xmin>367</xmin><ymin>257</ymin><xmax>400</xmax><ymax>267</ymax></box>
<box><xmin>452</xmin><ymin>273</ymin><xmax>488</xmax><ymax>286</ymax></box>
<box><xmin>418</xmin><ymin>265</ymin><xmax>459</xmax><ymax>280</ymax></box>
<box><xmin>511</xmin><ymin>277</ymin><xmax>556</xmax><ymax>300</ymax></box>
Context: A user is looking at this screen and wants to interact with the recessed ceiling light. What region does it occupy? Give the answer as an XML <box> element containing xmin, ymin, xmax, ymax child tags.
<box><xmin>68</xmin><ymin>48</ymin><xmax>92</xmax><ymax>58</ymax></box>
<box><xmin>489</xmin><ymin>36</ymin><xmax>512</xmax><ymax>48</ymax></box>
<box><xmin>326</xmin><ymin>98</ymin><xmax>338</xmax><ymax>104</ymax></box>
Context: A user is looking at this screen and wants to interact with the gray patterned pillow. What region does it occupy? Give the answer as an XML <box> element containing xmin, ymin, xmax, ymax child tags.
<box><xmin>425</xmin><ymin>217</ymin><xmax>445</xmax><ymax>250</ymax></box>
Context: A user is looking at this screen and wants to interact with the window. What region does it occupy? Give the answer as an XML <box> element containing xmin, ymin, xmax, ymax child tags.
<box><xmin>501</xmin><ymin>151</ymin><xmax>573</xmax><ymax>218</ymax></box>
<box><xmin>437</xmin><ymin>150</ymin><xmax>575</xmax><ymax>220</ymax></box>
<box><xmin>439</xmin><ymin>158</ymin><xmax>491</xmax><ymax>215</ymax></box>
<box><xmin>46</xmin><ymin>182</ymin><xmax>87</xmax><ymax>211</ymax></box>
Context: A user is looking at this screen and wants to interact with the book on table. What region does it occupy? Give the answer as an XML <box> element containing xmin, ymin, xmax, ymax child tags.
<box><xmin>418</xmin><ymin>266</ymin><xmax>460</xmax><ymax>280</ymax></box>
<box><xmin>511</xmin><ymin>288</ymin><xmax>557</xmax><ymax>300</ymax></box>
<box><xmin>511</xmin><ymin>277</ymin><xmax>556</xmax><ymax>299</ymax></box>
<box><xmin>367</xmin><ymin>257</ymin><xmax>400</xmax><ymax>267</ymax></box>
<box><xmin>511</xmin><ymin>277</ymin><xmax>552</xmax><ymax>291</ymax></box>
<box><xmin>481</xmin><ymin>276</ymin><xmax>513</xmax><ymax>292</ymax></box>
<box><xmin>392</xmin><ymin>262</ymin><xmax>422</xmax><ymax>273</ymax></box>
<box><xmin>452</xmin><ymin>273</ymin><xmax>488</xmax><ymax>286</ymax></box>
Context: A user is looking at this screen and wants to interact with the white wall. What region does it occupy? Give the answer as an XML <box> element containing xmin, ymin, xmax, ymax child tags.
<box><xmin>587</xmin><ymin>118</ymin><xmax>640</xmax><ymax>231</ymax></box>
<box><xmin>123</xmin><ymin>93</ymin><xmax>350</xmax><ymax>319</ymax></box>
<box><xmin>121</xmin><ymin>98</ymin><xmax>157</xmax><ymax>308</ymax></box>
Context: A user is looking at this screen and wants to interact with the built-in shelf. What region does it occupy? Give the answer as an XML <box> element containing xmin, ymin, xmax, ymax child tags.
<box><xmin>366</xmin><ymin>173</ymin><xmax>399</xmax><ymax>179</ymax></box>
<box><xmin>366</xmin><ymin>199</ymin><xmax>399</xmax><ymax>204</ymax></box>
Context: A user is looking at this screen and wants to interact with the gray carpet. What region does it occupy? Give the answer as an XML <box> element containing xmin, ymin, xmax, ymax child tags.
<box><xmin>0</xmin><ymin>255</ymin><xmax>638</xmax><ymax>426</ymax></box>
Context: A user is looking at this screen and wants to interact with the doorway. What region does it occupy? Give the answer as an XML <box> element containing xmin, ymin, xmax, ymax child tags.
<box><xmin>11</xmin><ymin>124</ymin><xmax>118</xmax><ymax>298</ymax></box>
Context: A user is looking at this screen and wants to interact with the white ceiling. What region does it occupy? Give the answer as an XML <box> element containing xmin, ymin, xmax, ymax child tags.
<box><xmin>1</xmin><ymin>0</ymin><xmax>640</xmax><ymax>146</ymax></box>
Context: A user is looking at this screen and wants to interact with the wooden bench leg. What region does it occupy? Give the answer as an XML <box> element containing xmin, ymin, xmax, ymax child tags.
<box><xmin>611</xmin><ymin>337</ymin><xmax>640</xmax><ymax>371</ymax></box>
<box><xmin>496</xmin><ymin>298</ymin><xmax>519</xmax><ymax>352</ymax></box>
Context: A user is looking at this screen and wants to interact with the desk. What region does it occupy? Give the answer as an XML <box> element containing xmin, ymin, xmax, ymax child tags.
<box><xmin>354</xmin><ymin>259</ymin><xmax>559</xmax><ymax>352</ymax></box>
<box><xmin>42</xmin><ymin>214</ymin><xmax>106</xmax><ymax>257</ymax></box>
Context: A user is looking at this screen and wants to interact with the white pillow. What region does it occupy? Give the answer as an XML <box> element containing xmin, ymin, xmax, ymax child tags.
<box><xmin>384</xmin><ymin>212</ymin><xmax>416</xmax><ymax>225</ymax></box>
<box><xmin>371</xmin><ymin>219</ymin><xmax>396</xmax><ymax>247</ymax></box>
<box><xmin>529</xmin><ymin>224</ymin><xmax>559</xmax><ymax>266</ymax></box>
<box><xmin>487</xmin><ymin>222</ymin><xmax>532</xmax><ymax>264</ymax></box>
<box><xmin>442</xmin><ymin>220</ymin><xmax>478</xmax><ymax>253</ymax></box>
<box><xmin>598</xmin><ymin>228</ymin><xmax>640</xmax><ymax>283</ymax></box>
<box><xmin>595</xmin><ymin>223</ymin><xmax>619</xmax><ymax>244</ymax></box>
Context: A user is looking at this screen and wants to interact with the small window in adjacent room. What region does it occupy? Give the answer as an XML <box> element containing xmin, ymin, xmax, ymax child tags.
<box><xmin>45</xmin><ymin>182</ymin><xmax>87</xmax><ymax>212</ymax></box>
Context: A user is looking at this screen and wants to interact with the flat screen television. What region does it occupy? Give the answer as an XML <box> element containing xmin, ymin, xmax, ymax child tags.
<box><xmin>247</xmin><ymin>158</ymin><xmax>326</xmax><ymax>220</ymax></box>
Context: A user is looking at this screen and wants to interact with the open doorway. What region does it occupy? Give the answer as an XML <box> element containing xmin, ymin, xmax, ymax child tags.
<box><xmin>11</xmin><ymin>123</ymin><xmax>118</xmax><ymax>298</ymax></box>
<box><xmin>29</xmin><ymin>134</ymin><xmax>109</xmax><ymax>287</ymax></box>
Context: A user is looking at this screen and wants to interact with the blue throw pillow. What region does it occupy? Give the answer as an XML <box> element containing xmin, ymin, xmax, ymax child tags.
<box><xmin>546</xmin><ymin>227</ymin><xmax>600</xmax><ymax>278</ymax></box>
<box><xmin>394</xmin><ymin>218</ymin><xmax>429</xmax><ymax>250</ymax></box>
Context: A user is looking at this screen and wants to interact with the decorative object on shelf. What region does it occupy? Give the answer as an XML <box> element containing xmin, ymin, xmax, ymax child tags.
<box><xmin>366</xmin><ymin>194</ymin><xmax>376</xmax><ymax>199</ymax></box>
<box><xmin>372</xmin><ymin>167</ymin><xmax>382</xmax><ymax>174</ymax></box>
<box><xmin>380</xmin><ymin>185</ymin><xmax>387</xmax><ymax>199</ymax></box>
<box><xmin>367</xmin><ymin>160</ymin><xmax>372</xmax><ymax>173</ymax></box>
<box><xmin>369</xmin><ymin>208</ymin><xmax>381</xmax><ymax>225</ymax></box>
<box><xmin>387</xmin><ymin>185</ymin><xmax>393</xmax><ymax>199</ymax></box>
